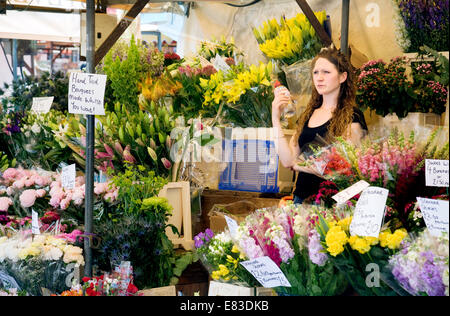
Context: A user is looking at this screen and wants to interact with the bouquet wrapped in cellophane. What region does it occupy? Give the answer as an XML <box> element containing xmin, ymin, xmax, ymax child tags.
<box><xmin>0</xmin><ymin>231</ymin><xmax>84</xmax><ymax>296</ymax></box>
<box><xmin>315</xmin><ymin>207</ymin><xmax>412</xmax><ymax>296</ymax></box>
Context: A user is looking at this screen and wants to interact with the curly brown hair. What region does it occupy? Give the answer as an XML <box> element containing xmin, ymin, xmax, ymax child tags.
<box><xmin>293</xmin><ymin>46</ymin><xmax>357</xmax><ymax>143</ymax></box>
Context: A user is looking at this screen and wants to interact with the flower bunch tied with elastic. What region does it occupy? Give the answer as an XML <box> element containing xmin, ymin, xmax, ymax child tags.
<box><xmin>194</xmin><ymin>229</ymin><xmax>259</xmax><ymax>287</ymax></box>
<box><xmin>315</xmin><ymin>210</ymin><xmax>410</xmax><ymax>296</ymax></box>
<box><xmin>388</xmin><ymin>229</ymin><xmax>448</xmax><ymax>296</ymax></box>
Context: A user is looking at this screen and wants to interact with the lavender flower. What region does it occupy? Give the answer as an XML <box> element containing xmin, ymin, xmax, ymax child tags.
<box><xmin>308</xmin><ymin>230</ymin><xmax>328</xmax><ymax>266</ymax></box>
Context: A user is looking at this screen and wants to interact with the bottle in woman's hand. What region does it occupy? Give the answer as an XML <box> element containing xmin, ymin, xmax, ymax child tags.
<box><xmin>273</xmin><ymin>80</ymin><xmax>296</xmax><ymax>119</ymax></box>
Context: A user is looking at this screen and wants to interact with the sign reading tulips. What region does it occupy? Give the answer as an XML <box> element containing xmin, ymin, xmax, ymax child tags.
<box><xmin>68</xmin><ymin>72</ymin><xmax>107</xmax><ymax>115</ymax></box>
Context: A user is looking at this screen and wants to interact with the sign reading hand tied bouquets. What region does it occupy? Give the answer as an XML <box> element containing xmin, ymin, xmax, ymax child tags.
<box><xmin>68</xmin><ymin>72</ymin><xmax>106</xmax><ymax>115</ymax></box>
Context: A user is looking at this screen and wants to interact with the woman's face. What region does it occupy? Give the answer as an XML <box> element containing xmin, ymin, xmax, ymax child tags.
<box><xmin>312</xmin><ymin>57</ymin><xmax>347</xmax><ymax>96</ymax></box>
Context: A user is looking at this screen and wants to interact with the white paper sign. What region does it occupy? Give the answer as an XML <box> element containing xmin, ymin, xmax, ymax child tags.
<box><xmin>240</xmin><ymin>256</ymin><xmax>291</xmax><ymax>288</ymax></box>
<box><xmin>61</xmin><ymin>164</ymin><xmax>76</xmax><ymax>189</ymax></box>
<box><xmin>31</xmin><ymin>97</ymin><xmax>54</xmax><ymax>113</ymax></box>
<box><xmin>32</xmin><ymin>209</ymin><xmax>40</xmax><ymax>235</ymax></box>
<box><xmin>68</xmin><ymin>72</ymin><xmax>107</xmax><ymax>115</ymax></box>
<box><xmin>417</xmin><ymin>197</ymin><xmax>449</xmax><ymax>237</ymax></box>
<box><xmin>224</xmin><ymin>215</ymin><xmax>239</xmax><ymax>238</ymax></box>
<box><xmin>211</xmin><ymin>54</ymin><xmax>231</xmax><ymax>74</ymax></box>
<box><xmin>332</xmin><ymin>180</ymin><xmax>370</xmax><ymax>205</ymax></box>
<box><xmin>425</xmin><ymin>159</ymin><xmax>449</xmax><ymax>187</ymax></box>
<box><xmin>208</xmin><ymin>281</ymin><xmax>254</xmax><ymax>296</ymax></box>
<box><xmin>350</xmin><ymin>186</ymin><xmax>389</xmax><ymax>237</ymax></box>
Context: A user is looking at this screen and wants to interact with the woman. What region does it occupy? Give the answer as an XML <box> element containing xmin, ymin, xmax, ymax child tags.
<box><xmin>272</xmin><ymin>46</ymin><xmax>368</xmax><ymax>204</ymax></box>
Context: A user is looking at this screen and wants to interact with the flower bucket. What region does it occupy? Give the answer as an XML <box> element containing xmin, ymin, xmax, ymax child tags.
<box><xmin>380</xmin><ymin>112</ymin><xmax>442</xmax><ymax>130</ymax></box>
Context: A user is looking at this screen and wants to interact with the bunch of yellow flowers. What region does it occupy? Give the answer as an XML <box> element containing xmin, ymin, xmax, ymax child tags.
<box><xmin>199</xmin><ymin>62</ymin><xmax>274</xmax><ymax>107</ymax></box>
<box><xmin>254</xmin><ymin>11</ymin><xmax>327</xmax><ymax>65</ymax></box>
<box><xmin>210</xmin><ymin>245</ymin><xmax>245</xmax><ymax>281</ymax></box>
<box><xmin>324</xmin><ymin>216</ymin><xmax>408</xmax><ymax>256</ymax></box>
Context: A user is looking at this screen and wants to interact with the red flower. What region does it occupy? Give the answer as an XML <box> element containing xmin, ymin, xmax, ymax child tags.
<box><xmin>127</xmin><ymin>283</ymin><xmax>138</xmax><ymax>295</ymax></box>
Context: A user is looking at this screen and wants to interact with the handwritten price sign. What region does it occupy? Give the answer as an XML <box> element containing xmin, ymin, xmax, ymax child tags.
<box><xmin>425</xmin><ymin>159</ymin><xmax>449</xmax><ymax>187</ymax></box>
<box><xmin>240</xmin><ymin>256</ymin><xmax>291</xmax><ymax>288</ymax></box>
<box><xmin>350</xmin><ymin>186</ymin><xmax>389</xmax><ymax>237</ymax></box>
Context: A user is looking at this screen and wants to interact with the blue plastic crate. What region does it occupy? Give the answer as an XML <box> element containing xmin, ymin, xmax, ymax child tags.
<box><xmin>219</xmin><ymin>139</ymin><xmax>279</xmax><ymax>193</ymax></box>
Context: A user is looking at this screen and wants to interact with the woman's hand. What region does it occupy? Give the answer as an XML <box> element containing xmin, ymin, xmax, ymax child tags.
<box><xmin>292</xmin><ymin>159</ymin><xmax>326</xmax><ymax>179</ymax></box>
<box><xmin>272</xmin><ymin>86</ymin><xmax>291</xmax><ymax>124</ymax></box>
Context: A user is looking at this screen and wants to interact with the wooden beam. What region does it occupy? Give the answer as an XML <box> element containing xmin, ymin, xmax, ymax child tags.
<box><xmin>294</xmin><ymin>0</ymin><xmax>332</xmax><ymax>47</ymax></box>
<box><xmin>94</xmin><ymin>0</ymin><xmax>150</xmax><ymax>67</ymax></box>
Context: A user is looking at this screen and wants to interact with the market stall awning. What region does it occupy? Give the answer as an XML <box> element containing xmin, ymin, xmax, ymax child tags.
<box><xmin>0</xmin><ymin>10</ymin><xmax>81</xmax><ymax>42</ymax></box>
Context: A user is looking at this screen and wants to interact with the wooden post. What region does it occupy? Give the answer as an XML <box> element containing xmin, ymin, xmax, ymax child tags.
<box><xmin>294</xmin><ymin>0</ymin><xmax>332</xmax><ymax>47</ymax></box>
<box><xmin>94</xmin><ymin>0</ymin><xmax>150</xmax><ymax>67</ymax></box>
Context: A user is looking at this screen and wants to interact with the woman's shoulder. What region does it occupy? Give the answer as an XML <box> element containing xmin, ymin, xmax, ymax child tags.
<box><xmin>352</xmin><ymin>107</ymin><xmax>368</xmax><ymax>130</ymax></box>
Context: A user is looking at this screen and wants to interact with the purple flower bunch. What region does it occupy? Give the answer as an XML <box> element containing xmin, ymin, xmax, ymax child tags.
<box><xmin>396</xmin><ymin>0</ymin><xmax>449</xmax><ymax>52</ymax></box>
<box><xmin>389</xmin><ymin>229</ymin><xmax>448</xmax><ymax>296</ymax></box>
<box><xmin>194</xmin><ymin>228</ymin><xmax>214</xmax><ymax>248</ymax></box>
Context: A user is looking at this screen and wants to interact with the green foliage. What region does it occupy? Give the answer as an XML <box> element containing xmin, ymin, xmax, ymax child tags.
<box><xmin>107</xmin><ymin>164</ymin><xmax>168</xmax><ymax>218</ymax></box>
<box><xmin>170</xmin><ymin>251</ymin><xmax>200</xmax><ymax>285</ymax></box>
<box><xmin>0</xmin><ymin>71</ymin><xmax>69</xmax><ymax>113</ymax></box>
<box><xmin>1</xmin><ymin>151</ymin><xmax>16</xmax><ymax>172</ymax></box>
<box><xmin>100</xmin><ymin>36</ymin><xmax>165</xmax><ymax>113</ymax></box>
<box><xmin>275</xmin><ymin>237</ymin><xmax>348</xmax><ymax>296</ymax></box>
<box><xmin>93</xmin><ymin>212</ymin><xmax>176</xmax><ymax>289</ymax></box>
<box><xmin>222</xmin><ymin>85</ymin><xmax>274</xmax><ymax>127</ymax></box>
<box><xmin>94</xmin><ymin>165</ymin><xmax>177</xmax><ymax>289</ymax></box>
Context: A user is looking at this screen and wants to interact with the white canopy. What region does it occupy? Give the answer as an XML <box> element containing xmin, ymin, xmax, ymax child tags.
<box><xmin>0</xmin><ymin>10</ymin><xmax>80</xmax><ymax>42</ymax></box>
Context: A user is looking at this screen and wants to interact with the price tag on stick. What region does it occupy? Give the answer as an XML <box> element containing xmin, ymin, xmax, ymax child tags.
<box><xmin>224</xmin><ymin>215</ymin><xmax>239</xmax><ymax>239</ymax></box>
<box><xmin>332</xmin><ymin>180</ymin><xmax>370</xmax><ymax>205</ymax></box>
<box><xmin>32</xmin><ymin>209</ymin><xmax>40</xmax><ymax>235</ymax></box>
<box><xmin>61</xmin><ymin>164</ymin><xmax>76</xmax><ymax>189</ymax></box>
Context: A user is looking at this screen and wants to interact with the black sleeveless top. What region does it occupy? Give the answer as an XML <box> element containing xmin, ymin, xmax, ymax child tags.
<box><xmin>293</xmin><ymin>107</ymin><xmax>368</xmax><ymax>200</ymax></box>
